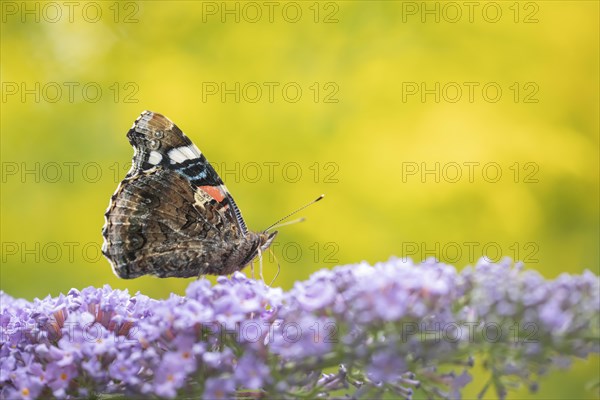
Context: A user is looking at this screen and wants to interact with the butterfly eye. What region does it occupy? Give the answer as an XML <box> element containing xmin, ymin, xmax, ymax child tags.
<box><xmin>148</xmin><ymin>139</ymin><xmax>160</xmax><ymax>150</ymax></box>
<box><xmin>154</xmin><ymin>131</ymin><xmax>164</xmax><ymax>139</ymax></box>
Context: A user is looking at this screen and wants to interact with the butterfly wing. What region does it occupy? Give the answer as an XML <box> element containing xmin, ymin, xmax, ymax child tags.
<box><xmin>102</xmin><ymin>167</ymin><xmax>261</xmax><ymax>278</ymax></box>
<box><xmin>125</xmin><ymin>110</ymin><xmax>249</xmax><ymax>235</ymax></box>
<box><xmin>102</xmin><ymin>111</ymin><xmax>269</xmax><ymax>278</ymax></box>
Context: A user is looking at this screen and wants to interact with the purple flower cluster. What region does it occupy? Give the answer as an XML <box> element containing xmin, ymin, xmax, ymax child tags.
<box><xmin>1</xmin><ymin>258</ymin><xmax>598</xmax><ymax>399</ymax></box>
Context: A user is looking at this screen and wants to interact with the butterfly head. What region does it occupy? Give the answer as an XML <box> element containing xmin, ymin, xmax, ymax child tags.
<box><xmin>259</xmin><ymin>230</ymin><xmax>278</xmax><ymax>251</ymax></box>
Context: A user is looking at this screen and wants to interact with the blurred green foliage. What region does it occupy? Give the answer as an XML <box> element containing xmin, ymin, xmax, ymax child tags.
<box><xmin>1</xmin><ymin>1</ymin><xmax>598</xmax><ymax>398</ymax></box>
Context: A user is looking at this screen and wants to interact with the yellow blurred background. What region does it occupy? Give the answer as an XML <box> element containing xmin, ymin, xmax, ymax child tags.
<box><xmin>1</xmin><ymin>1</ymin><xmax>598</xmax><ymax>398</ymax></box>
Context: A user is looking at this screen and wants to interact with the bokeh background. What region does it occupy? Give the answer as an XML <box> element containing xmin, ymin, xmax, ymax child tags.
<box><xmin>1</xmin><ymin>1</ymin><xmax>598</xmax><ymax>398</ymax></box>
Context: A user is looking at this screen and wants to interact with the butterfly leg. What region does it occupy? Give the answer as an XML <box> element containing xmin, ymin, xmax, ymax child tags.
<box><xmin>257</xmin><ymin>248</ymin><xmax>265</xmax><ymax>283</ymax></box>
<box><xmin>268</xmin><ymin>247</ymin><xmax>281</xmax><ymax>287</ymax></box>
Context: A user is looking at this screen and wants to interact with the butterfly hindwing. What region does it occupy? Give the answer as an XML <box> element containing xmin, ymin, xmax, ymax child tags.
<box><xmin>103</xmin><ymin>168</ymin><xmax>255</xmax><ymax>278</ymax></box>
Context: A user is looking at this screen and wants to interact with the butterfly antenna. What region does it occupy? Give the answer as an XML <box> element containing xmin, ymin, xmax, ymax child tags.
<box><xmin>267</xmin><ymin>217</ymin><xmax>306</xmax><ymax>231</ymax></box>
<box><xmin>266</xmin><ymin>247</ymin><xmax>281</xmax><ymax>287</ymax></box>
<box><xmin>263</xmin><ymin>194</ymin><xmax>325</xmax><ymax>232</ymax></box>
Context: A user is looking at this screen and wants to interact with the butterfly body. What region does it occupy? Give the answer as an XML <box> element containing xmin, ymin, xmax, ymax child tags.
<box><xmin>102</xmin><ymin>111</ymin><xmax>276</xmax><ymax>279</ymax></box>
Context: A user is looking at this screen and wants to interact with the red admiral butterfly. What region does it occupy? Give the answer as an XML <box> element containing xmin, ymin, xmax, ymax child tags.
<box><xmin>102</xmin><ymin>111</ymin><xmax>279</xmax><ymax>279</ymax></box>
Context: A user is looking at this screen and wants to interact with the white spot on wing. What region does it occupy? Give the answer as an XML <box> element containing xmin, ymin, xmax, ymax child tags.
<box><xmin>148</xmin><ymin>150</ymin><xmax>162</xmax><ymax>165</ymax></box>
<box><xmin>191</xmin><ymin>144</ymin><xmax>202</xmax><ymax>156</ymax></box>
<box><xmin>168</xmin><ymin>147</ymin><xmax>188</xmax><ymax>164</ymax></box>
<box><xmin>168</xmin><ymin>145</ymin><xmax>202</xmax><ymax>164</ymax></box>
<box><xmin>180</xmin><ymin>146</ymin><xmax>197</xmax><ymax>160</ymax></box>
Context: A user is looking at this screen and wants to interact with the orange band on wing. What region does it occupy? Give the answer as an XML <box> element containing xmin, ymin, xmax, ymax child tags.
<box><xmin>199</xmin><ymin>185</ymin><xmax>226</xmax><ymax>202</ymax></box>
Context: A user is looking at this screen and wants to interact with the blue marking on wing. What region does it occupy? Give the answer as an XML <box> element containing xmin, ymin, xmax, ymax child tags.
<box><xmin>172</xmin><ymin>156</ymin><xmax>222</xmax><ymax>186</ymax></box>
